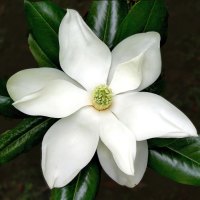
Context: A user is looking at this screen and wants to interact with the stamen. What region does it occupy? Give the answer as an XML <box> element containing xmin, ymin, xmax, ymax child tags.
<box><xmin>92</xmin><ymin>85</ymin><xmax>113</xmax><ymax>111</ymax></box>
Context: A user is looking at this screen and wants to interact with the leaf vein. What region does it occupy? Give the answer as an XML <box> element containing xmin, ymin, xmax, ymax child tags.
<box><xmin>28</xmin><ymin>2</ymin><xmax>57</xmax><ymax>37</ymax></box>
<box><xmin>167</xmin><ymin>146</ymin><xmax>200</xmax><ymax>166</ymax></box>
<box><xmin>143</xmin><ymin>0</ymin><xmax>156</xmax><ymax>32</ymax></box>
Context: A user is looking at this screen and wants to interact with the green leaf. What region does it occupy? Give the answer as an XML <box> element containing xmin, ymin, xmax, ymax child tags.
<box><xmin>28</xmin><ymin>34</ymin><xmax>57</xmax><ymax>68</ymax></box>
<box><xmin>114</xmin><ymin>0</ymin><xmax>168</xmax><ymax>46</ymax></box>
<box><xmin>24</xmin><ymin>0</ymin><xmax>66</xmax><ymax>67</ymax></box>
<box><xmin>0</xmin><ymin>117</ymin><xmax>57</xmax><ymax>164</ymax></box>
<box><xmin>0</xmin><ymin>96</ymin><xmax>23</xmax><ymax>118</ymax></box>
<box><xmin>148</xmin><ymin>138</ymin><xmax>177</xmax><ymax>148</ymax></box>
<box><xmin>127</xmin><ymin>0</ymin><xmax>137</xmax><ymax>9</ymax></box>
<box><xmin>0</xmin><ymin>78</ymin><xmax>9</xmax><ymax>96</ymax></box>
<box><xmin>50</xmin><ymin>158</ymin><xmax>101</xmax><ymax>200</ymax></box>
<box><xmin>0</xmin><ymin>117</ymin><xmax>42</xmax><ymax>150</ymax></box>
<box><xmin>148</xmin><ymin>136</ymin><xmax>200</xmax><ymax>185</ymax></box>
<box><xmin>0</xmin><ymin>78</ymin><xmax>23</xmax><ymax>118</ymax></box>
<box><xmin>86</xmin><ymin>0</ymin><xmax>128</xmax><ymax>48</ymax></box>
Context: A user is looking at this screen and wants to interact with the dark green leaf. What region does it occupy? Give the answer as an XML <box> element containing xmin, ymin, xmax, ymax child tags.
<box><xmin>0</xmin><ymin>117</ymin><xmax>57</xmax><ymax>164</ymax></box>
<box><xmin>24</xmin><ymin>0</ymin><xmax>66</xmax><ymax>66</ymax></box>
<box><xmin>50</xmin><ymin>158</ymin><xmax>101</xmax><ymax>200</ymax></box>
<box><xmin>127</xmin><ymin>0</ymin><xmax>136</xmax><ymax>9</ymax></box>
<box><xmin>86</xmin><ymin>0</ymin><xmax>128</xmax><ymax>48</ymax></box>
<box><xmin>148</xmin><ymin>138</ymin><xmax>177</xmax><ymax>148</ymax></box>
<box><xmin>148</xmin><ymin>136</ymin><xmax>200</xmax><ymax>185</ymax></box>
<box><xmin>0</xmin><ymin>95</ymin><xmax>23</xmax><ymax>118</ymax></box>
<box><xmin>28</xmin><ymin>34</ymin><xmax>57</xmax><ymax>68</ymax></box>
<box><xmin>0</xmin><ymin>117</ymin><xmax>43</xmax><ymax>150</ymax></box>
<box><xmin>0</xmin><ymin>78</ymin><xmax>9</xmax><ymax>96</ymax></box>
<box><xmin>114</xmin><ymin>0</ymin><xmax>168</xmax><ymax>46</ymax></box>
<box><xmin>0</xmin><ymin>78</ymin><xmax>24</xmax><ymax>118</ymax></box>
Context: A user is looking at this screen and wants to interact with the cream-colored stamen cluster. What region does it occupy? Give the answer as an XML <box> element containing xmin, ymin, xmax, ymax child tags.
<box><xmin>92</xmin><ymin>85</ymin><xmax>113</xmax><ymax>111</ymax></box>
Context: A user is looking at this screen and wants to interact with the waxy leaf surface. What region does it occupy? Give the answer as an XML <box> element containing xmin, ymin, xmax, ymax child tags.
<box><xmin>149</xmin><ymin>136</ymin><xmax>200</xmax><ymax>185</ymax></box>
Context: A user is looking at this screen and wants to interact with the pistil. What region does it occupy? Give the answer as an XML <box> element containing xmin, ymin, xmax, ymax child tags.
<box><xmin>92</xmin><ymin>85</ymin><xmax>113</xmax><ymax>111</ymax></box>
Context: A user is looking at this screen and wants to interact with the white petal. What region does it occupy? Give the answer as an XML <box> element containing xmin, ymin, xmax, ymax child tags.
<box><xmin>108</xmin><ymin>32</ymin><xmax>161</xmax><ymax>91</ymax></box>
<box><xmin>59</xmin><ymin>9</ymin><xmax>111</xmax><ymax>91</ymax></box>
<box><xmin>13</xmin><ymin>79</ymin><xmax>90</xmax><ymax>118</ymax></box>
<box><xmin>7</xmin><ymin>68</ymin><xmax>80</xmax><ymax>101</ymax></box>
<box><xmin>109</xmin><ymin>53</ymin><xmax>143</xmax><ymax>94</ymax></box>
<box><xmin>112</xmin><ymin>92</ymin><xmax>197</xmax><ymax>141</ymax></box>
<box><xmin>99</xmin><ymin>111</ymin><xmax>136</xmax><ymax>175</ymax></box>
<box><xmin>42</xmin><ymin>107</ymin><xmax>99</xmax><ymax>188</ymax></box>
<box><xmin>97</xmin><ymin>140</ymin><xmax>148</xmax><ymax>187</ymax></box>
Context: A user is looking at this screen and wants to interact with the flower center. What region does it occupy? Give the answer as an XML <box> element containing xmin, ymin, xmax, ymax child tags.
<box><xmin>91</xmin><ymin>85</ymin><xmax>113</xmax><ymax>111</ymax></box>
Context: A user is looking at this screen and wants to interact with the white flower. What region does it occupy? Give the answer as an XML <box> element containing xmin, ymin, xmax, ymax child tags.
<box><xmin>7</xmin><ymin>9</ymin><xmax>197</xmax><ymax>189</ymax></box>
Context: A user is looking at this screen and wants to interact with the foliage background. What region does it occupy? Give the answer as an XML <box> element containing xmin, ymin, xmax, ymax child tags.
<box><xmin>0</xmin><ymin>0</ymin><xmax>200</xmax><ymax>199</ymax></box>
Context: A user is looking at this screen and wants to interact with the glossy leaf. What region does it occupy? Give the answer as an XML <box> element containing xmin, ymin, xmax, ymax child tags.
<box><xmin>0</xmin><ymin>78</ymin><xmax>9</xmax><ymax>96</ymax></box>
<box><xmin>0</xmin><ymin>117</ymin><xmax>42</xmax><ymax>150</ymax></box>
<box><xmin>0</xmin><ymin>117</ymin><xmax>57</xmax><ymax>164</ymax></box>
<box><xmin>114</xmin><ymin>0</ymin><xmax>168</xmax><ymax>45</ymax></box>
<box><xmin>86</xmin><ymin>0</ymin><xmax>128</xmax><ymax>48</ymax></box>
<box><xmin>24</xmin><ymin>0</ymin><xmax>66</xmax><ymax>66</ymax></box>
<box><xmin>28</xmin><ymin>34</ymin><xmax>57</xmax><ymax>68</ymax></box>
<box><xmin>0</xmin><ymin>78</ymin><xmax>23</xmax><ymax>118</ymax></box>
<box><xmin>148</xmin><ymin>138</ymin><xmax>177</xmax><ymax>148</ymax></box>
<box><xmin>148</xmin><ymin>136</ymin><xmax>200</xmax><ymax>185</ymax></box>
<box><xmin>50</xmin><ymin>158</ymin><xmax>101</xmax><ymax>200</ymax></box>
<box><xmin>0</xmin><ymin>96</ymin><xmax>22</xmax><ymax>118</ymax></box>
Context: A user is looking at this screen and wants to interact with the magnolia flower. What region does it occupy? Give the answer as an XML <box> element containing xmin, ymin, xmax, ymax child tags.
<box><xmin>7</xmin><ymin>9</ymin><xmax>197</xmax><ymax>189</ymax></box>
